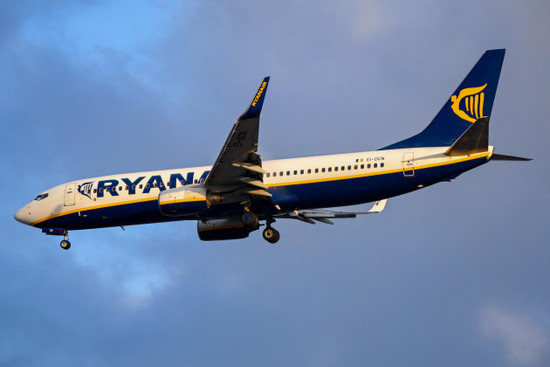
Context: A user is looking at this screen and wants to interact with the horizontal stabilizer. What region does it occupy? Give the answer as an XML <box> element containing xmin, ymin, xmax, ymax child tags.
<box><xmin>445</xmin><ymin>117</ymin><xmax>489</xmax><ymax>156</ymax></box>
<box><xmin>491</xmin><ymin>153</ymin><xmax>532</xmax><ymax>161</ymax></box>
<box><xmin>367</xmin><ymin>199</ymin><xmax>388</xmax><ymax>213</ymax></box>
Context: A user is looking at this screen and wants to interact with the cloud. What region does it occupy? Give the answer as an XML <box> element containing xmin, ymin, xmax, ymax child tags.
<box><xmin>480</xmin><ymin>304</ymin><xmax>549</xmax><ymax>366</ymax></box>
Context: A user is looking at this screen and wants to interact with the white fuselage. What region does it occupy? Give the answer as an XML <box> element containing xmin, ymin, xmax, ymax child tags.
<box><xmin>14</xmin><ymin>146</ymin><xmax>493</xmax><ymax>231</ymax></box>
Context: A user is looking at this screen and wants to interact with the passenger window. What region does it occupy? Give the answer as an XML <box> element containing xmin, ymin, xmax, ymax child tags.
<box><xmin>267</xmin><ymin>173</ymin><xmax>271</xmax><ymax>177</ymax></box>
<box><xmin>322</xmin><ymin>168</ymin><xmax>326</xmax><ymax>173</ymax></box>
<box><xmin>328</xmin><ymin>167</ymin><xmax>332</xmax><ymax>172</ymax></box>
<box><xmin>308</xmin><ymin>169</ymin><xmax>311</xmax><ymax>174</ymax></box>
<box><xmin>300</xmin><ymin>169</ymin><xmax>304</xmax><ymax>174</ymax></box>
<box><xmin>361</xmin><ymin>164</ymin><xmax>364</xmax><ymax>169</ymax></box>
<box><xmin>293</xmin><ymin>170</ymin><xmax>297</xmax><ymax>175</ymax></box>
<box><xmin>374</xmin><ymin>163</ymin><xmax>378</xmax><ymax>168</ymax></box>
<box><xmin>341</xmin><ymin>166</ymin><xmax>345</xmax><ymax>171</ymax></box>
<box><xmin>348</xmin><ymin>165</ymin><xmax>352</xmax><ymax>170</ymax></box>
<box><xmin>273</xmin><ymin>172</ymin><xmax>277</xmax><ymax>177</ymax></box>
<box><xmin>367</xmin><ymin>164</ymin><xmax>371</xmax><ymax>169</ymax></box>
<box><xmin>335</xmin><ymin>167</ymin><xmax>338</xmax><ymax>171</ymax></box>
<box><xmin>381</xmin><ymin>163</ymin><xmax>384</xmax><ymax>168</ymax></box>
<box><xmin>315</xmin><ymin>168</ymin><xmax>319</xmax><ymax>173</ymax></box>
<box><xmin>286</xmin><ymin>171</ymin><xmax>290</xmax><ymax>176</ymax></box>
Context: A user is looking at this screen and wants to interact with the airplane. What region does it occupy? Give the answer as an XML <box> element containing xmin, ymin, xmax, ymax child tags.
<box><xmin>14</xmin><ymin>49</ymin><xmax>530</xmax><ymax>250</ymax></box>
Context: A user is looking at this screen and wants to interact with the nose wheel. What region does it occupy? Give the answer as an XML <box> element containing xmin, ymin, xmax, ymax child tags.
<box><xmin>60</xmin><ymin>233</ymin><xmax>71</xmax><ymax>250</ymax></box>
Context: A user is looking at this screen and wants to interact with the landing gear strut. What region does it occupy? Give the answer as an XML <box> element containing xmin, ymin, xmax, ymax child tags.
<box><xmin>60</xmin><ymin>232</ymin><xmax>71</xmax><ymax>250</ymax></box>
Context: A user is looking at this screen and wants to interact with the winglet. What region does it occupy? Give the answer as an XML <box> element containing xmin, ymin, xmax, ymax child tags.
<box><xmin>239</xmin><ymin>77</ymin><xmax>270</xmax><ymax>120</ymax></box>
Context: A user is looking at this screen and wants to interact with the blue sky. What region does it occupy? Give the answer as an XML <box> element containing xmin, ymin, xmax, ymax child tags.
<box><xmin>2</xmin><ymin>1</ymin><xmax>549</xmax><ymax>366</ymax></box>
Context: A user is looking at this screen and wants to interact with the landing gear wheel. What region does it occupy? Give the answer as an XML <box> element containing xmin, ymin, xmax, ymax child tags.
<box><xmin>263</xmin><ymin>227</ymin><xmax>280</xmax><ymax>244</ymax></box>
<box><xmin>241</xmin><ymin>211</ymin><xmax>258</xmax><ymax>228</ymax></box>
<box><xmin>60</xmin><ymin>239</ymin><xmax>71</xmax><ymax>250</ymax></box>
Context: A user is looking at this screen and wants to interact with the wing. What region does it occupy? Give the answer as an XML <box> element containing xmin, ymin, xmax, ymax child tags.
<box><xmin>204</xmin><ymin>77</ymin><xmax>272</xmax><ymax>200</ymax></box>
<box><xmin>275</xmin><ymin>199</ymin><xmax>388</xmax><ymax>224</ymax></box>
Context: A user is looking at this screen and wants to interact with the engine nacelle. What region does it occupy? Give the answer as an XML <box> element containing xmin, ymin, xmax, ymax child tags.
<box><xmin>197</xmin><ymin>218</ymin><xmax>257</xmax><ymax>241</ymax></box>
<box><xmin>158</xmin><ymin>187</ymin><xmax>208</xmax><ymax>217</ymax></box>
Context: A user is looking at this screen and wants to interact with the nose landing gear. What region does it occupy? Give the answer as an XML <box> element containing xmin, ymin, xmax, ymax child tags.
<box><xmin>60</xmin><ymin>232</ymin><xmax>71</xmax><ymax>250</ymax></box>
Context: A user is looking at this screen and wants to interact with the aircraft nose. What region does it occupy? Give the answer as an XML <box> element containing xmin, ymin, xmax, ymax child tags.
<box><xmin>14</xmin><ymin>205</ymin><xmax>33</xmax><ymax>226</ymax></box>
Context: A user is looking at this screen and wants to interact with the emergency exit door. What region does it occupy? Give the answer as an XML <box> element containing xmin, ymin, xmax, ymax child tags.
<box><xmin>64</xmin><ymin>183</ymin><xmax>76</xmax><ymax>206</ymax></box>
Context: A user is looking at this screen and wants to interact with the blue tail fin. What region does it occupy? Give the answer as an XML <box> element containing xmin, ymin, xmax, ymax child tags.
<box><xmin>381</xmin><ymin>49</ymin><xmax>505</xmax><ymax>150</ymax></box>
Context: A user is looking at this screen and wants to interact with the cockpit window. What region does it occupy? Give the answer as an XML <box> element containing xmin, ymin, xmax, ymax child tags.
<box><xmin>34</xmin><ymin>193</ymin><xmax>49</xmax><ymax>201</ymax></box>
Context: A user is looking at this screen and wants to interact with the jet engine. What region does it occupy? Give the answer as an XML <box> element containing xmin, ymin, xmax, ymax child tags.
<box><xmin>158</xmin><ymin>187</ymin><xmax>207</xmax><ymax>217</ymax></box>
<box><xmin>197</xmin><ymin>218</ymin><xmax>258</xmax><ymax>241</ymax></box>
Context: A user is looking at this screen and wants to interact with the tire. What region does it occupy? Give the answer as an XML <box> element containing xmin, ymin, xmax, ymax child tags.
<box><xmin>241</xmin><ymin>211</ymin><xmax>258</xmax><ymax>227</ymax></box>
<box><xmin>60</xmin><ymin>240</ymin><xmax>71</xmax><ymax>250</ymax></box>
<box><xmin>263</xmin><ymin>228</ymin><xmax>280</xmax><ymax>244</ymax></box>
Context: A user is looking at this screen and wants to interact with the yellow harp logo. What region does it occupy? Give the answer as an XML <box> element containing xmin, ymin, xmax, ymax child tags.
<box><xmin>450</xmin><ymin>83</ymin><xmax>487</xmax><ymax>123</ymax></box>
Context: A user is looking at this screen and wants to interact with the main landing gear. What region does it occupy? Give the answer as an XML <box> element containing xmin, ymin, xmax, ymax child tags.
<box><xmin>261</xmin><ymin>217</ymin><xmax>280</xmax><ymax>244</ymax></box>
<box><xmin>262</xmin><ymin>226</ymin><xmax>280</xmax><ymax>244</ymax></box>
<box><xmin>241</xmin><ymin>204</ymin><xmax>280</xmax><ymax>244</ymax></box>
